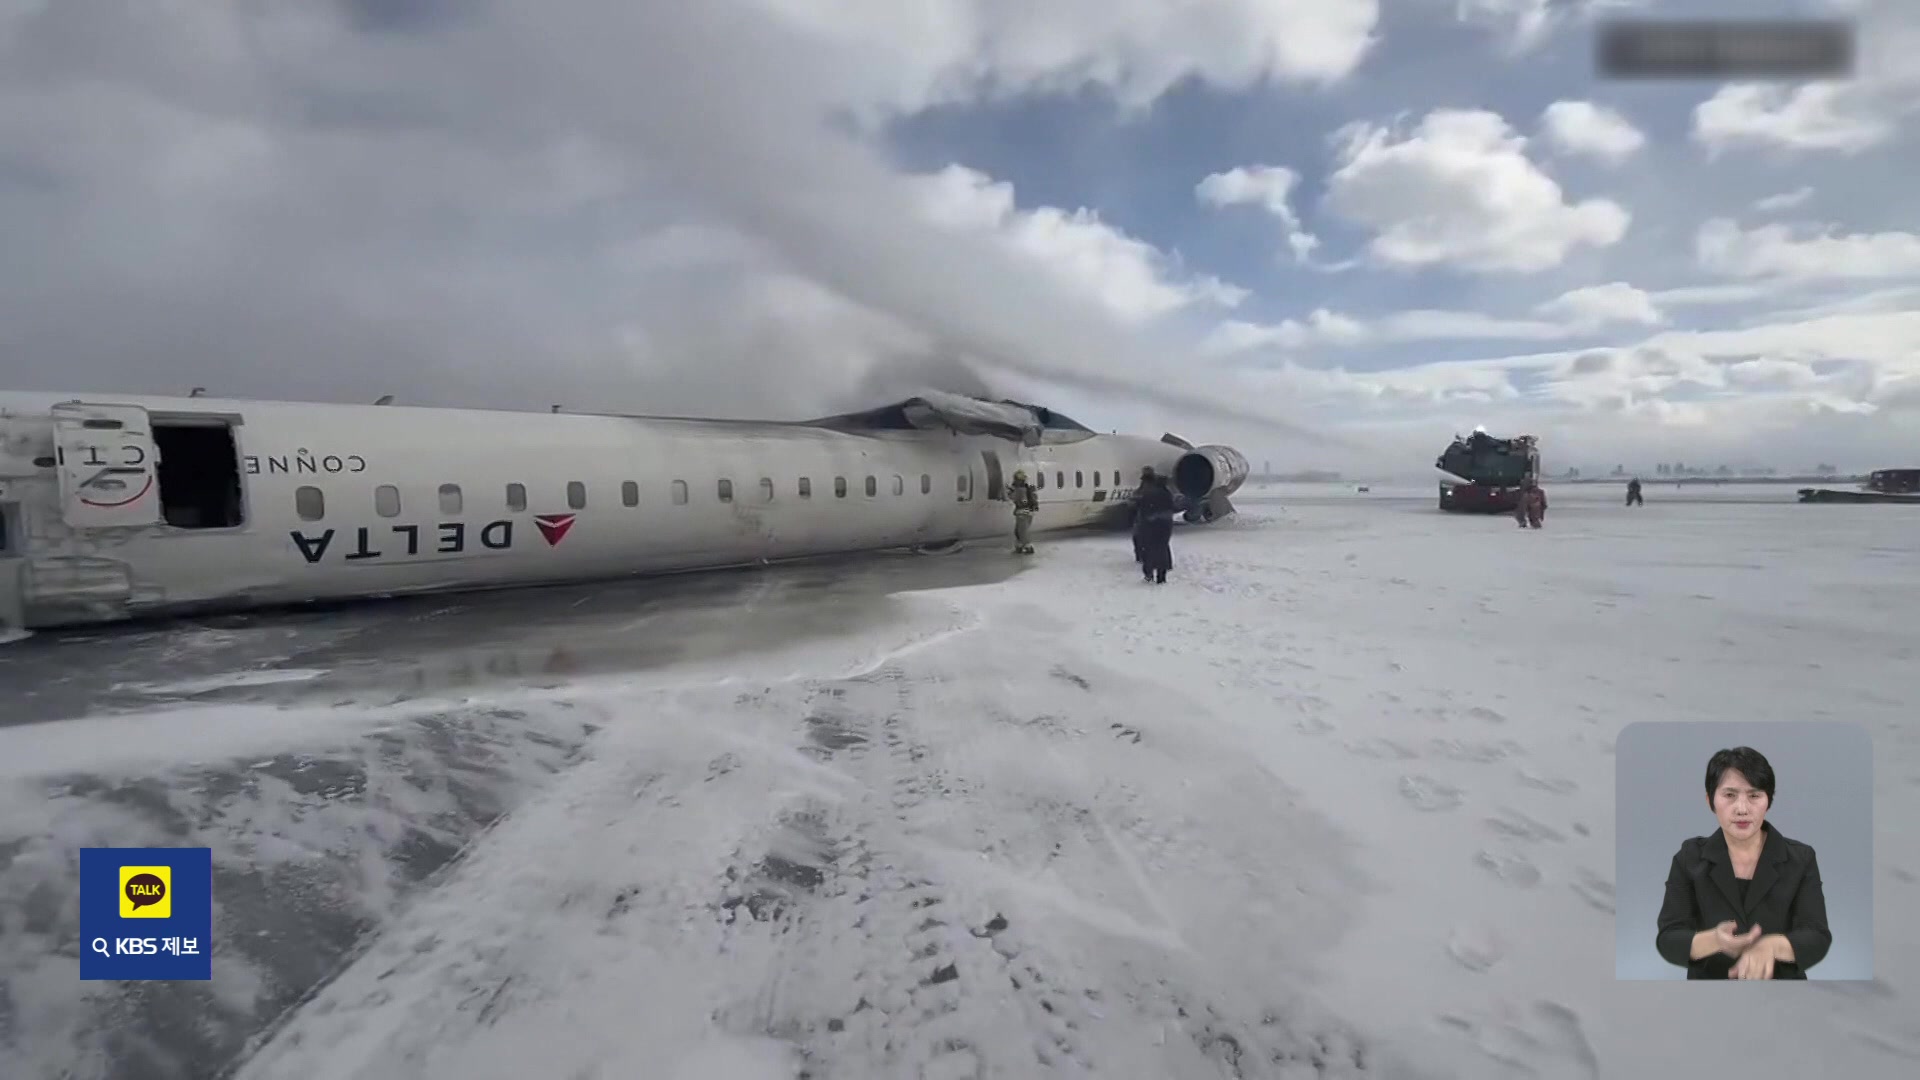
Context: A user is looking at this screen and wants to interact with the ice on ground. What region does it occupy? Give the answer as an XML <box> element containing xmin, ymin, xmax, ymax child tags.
<box><xmin>5</xmin><ymin>483</ymin><xmax>1919</xmax><ymax>1079</ymax></box>
<box><xmin>115</xmin><ymin>669</ymin><xmax>330</xmax><ymax>695</ymax></box>
<box><xmin>0</xmin><ymin>701</ymin><xmax>601</xmax><ymax>1080</ymax></box>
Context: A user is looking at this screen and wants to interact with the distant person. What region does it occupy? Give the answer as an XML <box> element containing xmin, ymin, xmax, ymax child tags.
<box><xmin>1135</xmin><ymin>472</ymin><xmax>1177</xmax><ymax>584</ymax></box>
<box><xmin>1654</xmin><ymin>746</ymin><xmax>1832</xmax><ymax>980</ymax></box>
<box><xmin>1131</xmin><ymin>466</ymin><xmax>1156</xmax><ymax>565</ymax></box>
<box><xmin>1627</xmin><ymin>477</ymin><xmax>1644</xmax><ymax>506</ymax></box>
<box><xmin>1008</xmin><ymin>469</ymin><xmax>1039</xmax><ymax>554</ymax></box>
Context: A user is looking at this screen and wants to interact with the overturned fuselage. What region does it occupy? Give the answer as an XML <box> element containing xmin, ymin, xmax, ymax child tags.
<box><xmin>0</xmin><ymin>390</ymin><xmax>1246</xmax><ymax>631</ymax></box>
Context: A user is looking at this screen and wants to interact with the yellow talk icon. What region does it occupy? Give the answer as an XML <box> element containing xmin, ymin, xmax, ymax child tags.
<box><xmin>119</xmin><ymin>865</ymin><xmax>171</xmax><ymax>919</ymax></box>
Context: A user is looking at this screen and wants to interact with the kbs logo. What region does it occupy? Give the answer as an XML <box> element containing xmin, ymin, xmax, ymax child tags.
<box><xmin>119</xmin><ymin>865</ymin><xmax>171</xmax><ymax>919</ymax></box>
<box><xmin>80</xmin><ymin>847</ymin><xmax>212</xmax><ymax>981</ymax></box>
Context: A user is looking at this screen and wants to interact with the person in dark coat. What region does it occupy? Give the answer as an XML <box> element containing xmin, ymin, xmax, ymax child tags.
<box><xmin>1131</xmin><ymin>466</ymin><xmax>1156</xmax><ymax>565</ymax></box>
<box><xmin>1627</xmin><ymin>477</ymin><xmax>1644</xmax><ymax>506</ymax></box>
<box><xmin>1654</xmin><ymin>746</ymin><xmax>1832</xmax><ymax>979</ymax></box>
<box><xmin>1134</xmin><ymin>473</ymin><xmax>1177</xmax><ymax>583</ymax></box>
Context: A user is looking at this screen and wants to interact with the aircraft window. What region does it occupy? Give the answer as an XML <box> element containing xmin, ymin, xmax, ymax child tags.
<box><xmin>865</xmin><ymin>475</ymin><xmax>877</xmax><ymax>497</ymax></box>
<box><xmin>1093</xmin><ymin>471</ymin><xmax>1102</xmax><ymax>487</ymax></box>
<box><xmin>835</xmin><ymin>477</ymin><xmax>847</xmax><ymax>498</ymax></box>
<box><xmin>1056</xmin><ymin>471</ymin><xmax>1064</xmax><ymax>488</ymax></box>
<box><xmin>718</xmin><ymin>478</ymin><xmax>733</xmax><ymax>502</ymax></box>
<box><xmin>622</xmin><ymin>481</ymin><xmax>639</xmax><ymax>507</ymax></box>
<box><xmin>759</xmin><ymin>478</ymin><xmax>774</xmax><ymax>502</ymax></box>
<box><xmin>375</xmin><ymin>484</ymin><xmax>401</xmax><ymax>518</ymax></box>
<box><xmin>920</xmin><ymin>474</ymin><xmax>930</xmax><ymax>494</ymax></box>
<box><xmin>1036</xmin><ymin>471</ymin><xmax>1046</xmax><ymax>489</ymax></box>
<box><xmin>506</xmin><ymin>483</ymin><xmax>527</xmax><ymax>511</ymax></box>
<box><xmin>295</xmin><ymin>485</ymin><xmax>324</xmax><ymax>521</ymax></box>
<box><xmin>671</xmin><ymin>479</ymin><xmax>688</xmax><ymax>505</ymax></box>
<box><xmin>567</xmin><ymin>481</ymin><xmax>587</xmax><ymax>509</ymax></box>
<box><xmin>1075</xmin><ymin>471</ymin><xmax>1084</xmax><ymax>488</ymax></box>
<box><xmin>957</xmin><ymin>474</ymin><xmax>969</xmax><ymax>495</ymax></box>
<box><xmin>439</xmin><ymin>483</ymin><xmax>462</xmax><ymax>514</ymax></box>
<box><xmin>891</xmin><ymin>475</ymin><xmax>904</xmax><ymax>496</ymax></box>
<box><xmin>799</xmin><ymin>477</ymin><xmax>812</xmax><ymax>498</ymax></box>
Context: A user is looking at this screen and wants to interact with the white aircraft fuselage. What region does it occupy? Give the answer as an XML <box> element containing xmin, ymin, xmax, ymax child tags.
<box><xmin>0</xmin><ymin>391</ymin><xmax>1247</xmax><ymax>631</ymax></box>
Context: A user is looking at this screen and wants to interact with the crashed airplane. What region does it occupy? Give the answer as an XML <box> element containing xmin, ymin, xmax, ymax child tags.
<box><xmin>0</xmin><ymin>390</ymin><xmax>1247</xmax><ymax>632</ymax></box>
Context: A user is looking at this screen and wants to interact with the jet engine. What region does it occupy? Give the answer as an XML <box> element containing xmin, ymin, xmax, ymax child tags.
<box><xmin>1172</xmin><ymin>444</ymin><xmax>1249</xmax><ymax>521</ymax></box>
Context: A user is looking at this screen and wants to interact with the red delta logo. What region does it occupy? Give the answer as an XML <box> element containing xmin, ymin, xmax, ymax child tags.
<box><xmin>534</xmin><ymin>513</ymin><xmax>577</xmax><ymax>546</ymax></box>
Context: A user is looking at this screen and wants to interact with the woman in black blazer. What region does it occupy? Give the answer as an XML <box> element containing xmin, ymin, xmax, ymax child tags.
<box><xmin>1655</xmin><ymin>745</ymin><xmax>1832</xmax><ymax>979</ymax></box>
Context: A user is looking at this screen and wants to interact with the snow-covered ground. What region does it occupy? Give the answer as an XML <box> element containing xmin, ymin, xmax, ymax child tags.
<box><xmin>3</xmin><ymin>483</ymin><xmax>1917</xmax><ymax>1079</ymax></box>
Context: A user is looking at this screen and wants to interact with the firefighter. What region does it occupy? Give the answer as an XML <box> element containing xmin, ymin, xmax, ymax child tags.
<box><xmin>1008</xmin><ymin>469</ymin><xmax>1039</xmax><ymax>554</ymax></box>
<box><xmin>1525</xmin><ymin>483</ymin><xmax>1548</xmax><ymax>528</ymax></box>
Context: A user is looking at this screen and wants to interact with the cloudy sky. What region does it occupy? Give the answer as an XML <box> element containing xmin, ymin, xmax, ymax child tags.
<box><xmin>1</xmin><ymin>0</ymin><xmax>1915</xmax><ymax>474</ymax></box>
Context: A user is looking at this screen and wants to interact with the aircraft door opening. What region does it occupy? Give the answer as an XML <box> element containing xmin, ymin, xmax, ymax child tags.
<box><xmin>152</xmin><ymin>417</ymin><xmax>245</xmax><ymax>529</ymax></box>
<box><xmin>980</xmin><ymin>450</ymin><xmax>1005</xmax><ymax>501</ymax></box>
<box><xmin>51</xmin><ymin>403</ymin><xmax>162</xmax><ymax>528</ymax></box>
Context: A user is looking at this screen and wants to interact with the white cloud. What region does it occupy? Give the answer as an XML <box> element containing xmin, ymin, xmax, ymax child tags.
<box><xmin>1453</xmin><ymin>0</ymin><xmax>1554</xmax><ymax>51</ymax></box>
<box><xmin>1379</xmin><ymin>310</ymin><xmax>1572</xmax><ymax>341</ymax></box>
<box><xmin>1244</xmin><ymin>355</ymin><xmax>1524</xmax><ymax>412</ymax></box>
<box><xmin>1323</xmin><ymin>109</ymin><xmax>1630</xmax><ymax>272</ymax></box>
<box><xmin>0</xmin><ymin>0</ymin><xmax>1339</xmax><ymax>440</ymax></box>
<box><xmin>1236</xmin><ymin>306</ymin><xmax>1920</xmax><ymax>470</ymax></box>
<box><xmin>1202</xmin><ymin>309</ymin><xmax>1367</xmax><ymax>353</ymax></box>
<box><xmin>1449</xmin><ymin>0</ymin><xmax>1648</xmax><ymax>53</ymax></box>
<box><xmin>915</xmin><ymin>164</ymin><xmax>1248</xmax><ymax>323</ymax></box>
<box><xmin>1201</xmin><ymin>283</ymin><xmax>1663</xmax><ymax>355</ymax></box>
<box><xmin>1535</xmin><ymin>282</ymin><xmax>1663</xmax><ymax>326</ymax></box>
<box><xmin>1724</xmin><ymin>357</ymin><xmax>1821</xmax><ymax>391</ymax></box>
<box><xmin>1693</xmin><ymin>84</ymin><xmax>1896</xmax><ymax>156</ymax></box>
<box><xmin>3</xmin><ymin>0</ymin><xmax>1910</xmax><ymax>472</ymax></box>
<box><xmin>1754</xmin><ymin>283</ymin><xmax>1920</xmax><ymax>324</ymax></box>
<box><xmin>1195</xmin><ymin>165</ymin><xmax>1321</xmax><ymax>261</ymax></box>
<box><xmin>1539</xmin><ymin>101</ymin><xmax>1645</xmax><ymax>164</ymax></box>
<box><xmin>1649</xmin><ymin>281</ymin><xmax>1789</xmax><ymax>307</ymax></box>
<box><xmin>1691</xmin><ymin>0</ymin><xmax>1920</xmax><ymax>157</ymax></box>
<box><xmin>1696</xmin><ymin>219</ymin><xmax>1920</xmax><ymax>281</ymax></box>
<box><xmin>747</xmin><ymin>0</ymin><xmax>1382</xmax><ymax>117</ymax></box>
<box><xmin>1752</xmin><ymin>187</ymin><xmax>1814</xmax><ymax>213</ymax></box>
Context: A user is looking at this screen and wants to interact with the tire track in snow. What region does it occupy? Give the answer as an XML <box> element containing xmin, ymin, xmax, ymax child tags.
<box><xmin>704</xmin><ymin>664</ymin><xmax>1104</xmax><ymax>1077</ymax></box>
<box><xmin>693</xmin><ymin>645</ymin><xmax>1388</xmax><ymax>1078</ymax></box>
<box><xmin>236</xmin><ymin>593</ymin><xmax>1397</xmax><ymax>1079</ymax></box>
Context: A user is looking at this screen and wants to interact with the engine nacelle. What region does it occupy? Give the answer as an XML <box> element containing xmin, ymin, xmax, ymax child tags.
<box><xmin>1173</xmin><ymin>444</ymin><xmax>1249</xmax><ymax>504</ymax></box>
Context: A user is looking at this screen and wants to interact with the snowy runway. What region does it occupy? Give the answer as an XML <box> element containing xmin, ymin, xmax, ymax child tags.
<box><xmin>3</xmin><ymin>484</ymin><xmax>1917</xmax><ymax>1079</ymax></box>
<box><xmin>236</xmin><ymin>600</ymin><xmax>1383</xmax><ymax>1079</ymax></box>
